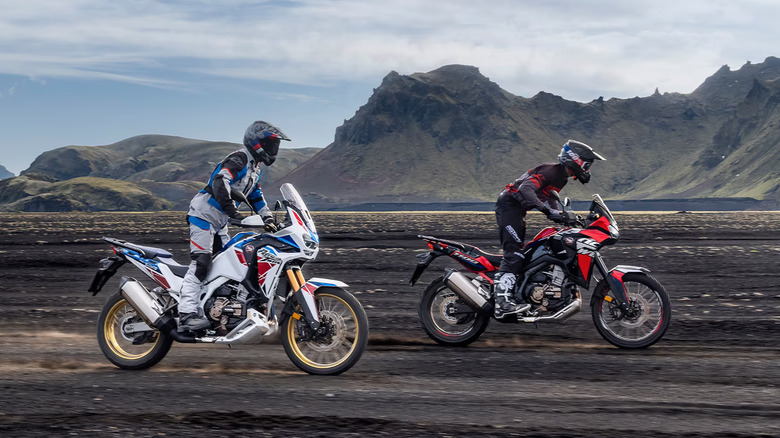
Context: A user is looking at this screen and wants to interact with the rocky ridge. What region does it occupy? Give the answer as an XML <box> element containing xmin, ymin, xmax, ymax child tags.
<box><xmin>281</xmin><ymin>58</ymin><xmax>780</xmax><ymax>208</ymax></box>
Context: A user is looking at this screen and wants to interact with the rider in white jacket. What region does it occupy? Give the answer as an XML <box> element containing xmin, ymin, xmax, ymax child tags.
<box><xmin>179</xmin><ymin>121</ymin><xmax>290</xmax><ymax>331</ymax></box>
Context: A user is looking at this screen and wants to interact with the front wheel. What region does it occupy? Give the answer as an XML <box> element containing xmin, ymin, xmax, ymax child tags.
<box><xmin>419</xmin><ymin>276</ymin><xmax>490</xmax><ymax>347</ymax></box>
<box><xmin>97</xmin><ymin>291</ymin><xmax>173</xmax><ymax>370</ymax></box>
<box><xmin>591</xmin><ymin>272</ymin><xmax>671</xmax><ymax>349</ymax></box>
<box><xmin>281</xmin><ymin>287</ymin><xmax>369</xmax><ymax>375</ymax></box>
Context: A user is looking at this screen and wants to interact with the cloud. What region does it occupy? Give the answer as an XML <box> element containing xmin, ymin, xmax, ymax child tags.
<box><xmin>1</xmin><ymin>0</ymin><xmax>779</xmax><ymax>101</ymax></box>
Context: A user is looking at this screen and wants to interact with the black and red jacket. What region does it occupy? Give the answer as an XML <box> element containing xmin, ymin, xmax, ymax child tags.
<box><xmin>498</xmin><ymin>163</ymin><xmax>568</xmax><ymax>214</ymax></box>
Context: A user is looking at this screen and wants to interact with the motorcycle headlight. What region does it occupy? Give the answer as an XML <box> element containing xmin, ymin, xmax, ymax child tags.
<box><xmin>303</xmin><ymin>233</ymin><xmax>318</xmax><ymax>250</ymax></box>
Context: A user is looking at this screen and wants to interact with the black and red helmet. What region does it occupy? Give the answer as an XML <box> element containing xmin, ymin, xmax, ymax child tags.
<box><xmin>558</xmin><ymin>139</ymin><xmax>605</xmax><ymax>184</ymax></box>
<box><xmin>243</xmin><ymin>121</ymin><xmax>291</xmax><ymax>166</ymax></box>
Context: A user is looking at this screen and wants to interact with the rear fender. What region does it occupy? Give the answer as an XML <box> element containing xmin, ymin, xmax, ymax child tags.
<box><xmin>88</xmin><ymin>256</ymin><xmax>126</xmax><ymax>296</ymax></box>
<box><xmin>591</xmin><ymin>265</ymin><xmax>649</xmax><ymax>308</ymax></box>
<box><xmin>410</xmin><ymin>252</ymin><xmax>442</xmax><ymax>286</ymax></box>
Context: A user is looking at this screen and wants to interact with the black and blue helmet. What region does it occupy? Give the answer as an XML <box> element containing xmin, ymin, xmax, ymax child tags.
<box><xmin>558</xmin><ymin>139</ymin><xmax>605</xmax><ymax>184</ymax></box>
<box><xmin>243</xmin><ymin>121</ymin><xmax>291</xmax><ymax>166</ymax></box>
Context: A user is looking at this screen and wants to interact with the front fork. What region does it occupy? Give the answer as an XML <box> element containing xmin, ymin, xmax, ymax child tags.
<box><xmin>285</xmin><ymin>267</ymin><xmax>321</xmax><ymax>330</ymax></box>
<box><xmin>592</xmin><ymin>253</ymin><xmax>632</xmax><ymax>313</ymax></box>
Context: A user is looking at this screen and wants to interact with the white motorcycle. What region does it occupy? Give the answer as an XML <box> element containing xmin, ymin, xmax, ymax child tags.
<box><xmin>88</xmin><ymin>183</ymin><xmax>369</xmax><ymax>375</ymax></box>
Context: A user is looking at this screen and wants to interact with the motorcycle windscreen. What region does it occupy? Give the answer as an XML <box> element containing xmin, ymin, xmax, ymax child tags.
<box><xmin>280</xmin><ymin>183</ymin><xmax>317</xmax><ymax>235</ymax></box>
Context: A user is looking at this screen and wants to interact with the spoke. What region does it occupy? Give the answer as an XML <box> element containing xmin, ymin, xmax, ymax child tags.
<box><xmin>600</xmin><ymin>282</ymin><xmax>663</xmax><ymax>342</ymax></box>
<box><xmin>641</xmin><ymin>319</ymin><xmax>657</xmax><ymax>333</ymax></box>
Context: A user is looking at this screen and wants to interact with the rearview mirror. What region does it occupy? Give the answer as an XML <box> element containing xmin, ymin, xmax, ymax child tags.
<box><xmin>230</xmin><ymin>187</ymin><xmax>249</xmax><ymax>203</ymax></box>
<box><xmin>229</xmin><ymin>188</ymin><xmax>256</xmax><ymax>215</ymax></box>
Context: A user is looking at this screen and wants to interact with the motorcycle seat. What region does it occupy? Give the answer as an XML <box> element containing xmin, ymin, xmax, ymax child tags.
<box><xmin>103</xmin><ymin>237</ymin><xmax>173</xmax><ymax>260</ymax></box>
<box><xmin>161</xmin><ymin>262</ymin><xmax>189</xmax><ymax>278</ymax></box>
<box><xmin>420</xmin><ymin>235</ymin><xmax>503</xmax><ymax>267</ymax></box>
<box><xmin>463</xmin><ymin>246</ymin><xmax>503</xmax><ymax>267</ymax></box>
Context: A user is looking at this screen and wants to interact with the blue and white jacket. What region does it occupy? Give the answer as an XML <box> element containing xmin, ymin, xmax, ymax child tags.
<box><xmin>187</xmin><ymin>149</ymin><xmax>271</xmax><ymax>230</ymax></box>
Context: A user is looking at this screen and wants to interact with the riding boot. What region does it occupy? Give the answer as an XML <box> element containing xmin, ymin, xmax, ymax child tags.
<box><xmin>179</xmin><ymin>311</ymin><xmax>211</xmax><ymax>331</ymax></box>
<box><xmin>493</xmin><ymin>272</ymin><xmax>530</xmax><ymax>319</ymax></box>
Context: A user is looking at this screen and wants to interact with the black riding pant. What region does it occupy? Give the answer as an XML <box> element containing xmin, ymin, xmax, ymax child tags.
<box><xmin>495</xmin><ymin>196</ymin><xmax>527</xmax><ymax>275</ymax></box>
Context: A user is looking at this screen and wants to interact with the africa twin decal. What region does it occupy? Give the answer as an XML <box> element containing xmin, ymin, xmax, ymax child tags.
<box><xmin>257</xmin><ymin>247</ymin><xmax>282</xmax><ymax>285</ymax></box>
<box><xmin>258</xmin><ymin>247</ymin><xmax>282</xmax><ymax>264</ymax></box>
<box><xmin>576</xmin><ymin>238</ymin><xmax>599</xmax><ymax>255</ymax></box>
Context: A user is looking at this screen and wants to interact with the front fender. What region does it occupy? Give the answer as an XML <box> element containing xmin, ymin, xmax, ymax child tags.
<box><xmin>591</xmin><ymin>265</ymin><xmax>649</xmax><ymax>309</ymax></box>
<box><xmin>281</xmin><ymin>279</ymin><xmax>348</xmax><ymax>329</ymax></box>
<box><xmin>307</xmin><ymin>277</ymin><xmax>349</xmax><ymax>288</ymax></box>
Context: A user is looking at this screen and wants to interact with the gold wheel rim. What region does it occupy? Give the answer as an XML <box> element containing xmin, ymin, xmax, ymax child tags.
<box><xmin>104</xmin><ymin>298</ymin><xmax>160</xmax><ymax>360</ymax></box>
<box><xmin>287</xmin><ymin>293</ymin><xmax>360</xmax><ymax>369</ymax></box>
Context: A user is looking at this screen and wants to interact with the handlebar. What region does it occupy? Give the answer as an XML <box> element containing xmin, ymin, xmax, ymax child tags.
<box><xmin>554</xmin><ymin>212</ymin><xmax>586</xmax><ymax>228</ymax></box>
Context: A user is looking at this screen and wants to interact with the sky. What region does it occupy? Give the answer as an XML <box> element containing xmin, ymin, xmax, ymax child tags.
<box><xmin>1</xmin><ymin>0</ymin><xmax>778</xmax><ymax>175</ymax></box>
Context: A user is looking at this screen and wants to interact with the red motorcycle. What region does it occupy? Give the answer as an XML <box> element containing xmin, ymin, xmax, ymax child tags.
<box><xmin>410</xmin><ymin>194</ymin><xmax>671</xmax><ymax>349</ymax></box>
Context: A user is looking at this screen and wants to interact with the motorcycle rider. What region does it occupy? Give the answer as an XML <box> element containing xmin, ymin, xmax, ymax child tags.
<box><xmin>493</xmin><ymin>139</ymin><xmax>605</xmax><ymax>319</ymax></box>
<box><xmin>179</xmin><ymin>121</ymin><xmax>291</xmax><ymax>331</ymax></box>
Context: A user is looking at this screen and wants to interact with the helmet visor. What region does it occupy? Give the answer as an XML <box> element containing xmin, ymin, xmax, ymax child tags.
<box><xmin>259</xmin><ymin>137</ymin><xmax>280</xmax><ymax>156</ymax></box>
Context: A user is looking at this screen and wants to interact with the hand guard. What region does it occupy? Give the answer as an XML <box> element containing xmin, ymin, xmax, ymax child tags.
<box><xmin>546</xmin><ymin>209</ymin><xmax>565</xmax><ymax>223</ymax></box>
<box><xmin>263</xmin><ymin>216</ymin><xmax>277</xmax><ymax>232</ymax></box>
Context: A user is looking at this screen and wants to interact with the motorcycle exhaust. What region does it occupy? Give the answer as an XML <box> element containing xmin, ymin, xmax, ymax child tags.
<box><xmin>443</xmin><ymin>268</ymin><xmax>492</xmax><ymax>312</ymax></box>
<box><xmin>119</xmin><ymin>277</ymin><xmax>195</xmax><ymax>343</ymax></box>
<box><xmin>120</xmin><ymin>277</ymin><xmax>164</xmax><ymax>327</ymax></box>
<box><xmin>520</xmin><ymin>294</ymin><xmax>582</xmax><ymax>323</ymax></box>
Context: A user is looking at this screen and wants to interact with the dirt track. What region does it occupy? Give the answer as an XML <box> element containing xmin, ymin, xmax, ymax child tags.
<box><xmin>1</xmin><ymin>211</ymin><xmax>779</xmax><ymax>437</ymax></box>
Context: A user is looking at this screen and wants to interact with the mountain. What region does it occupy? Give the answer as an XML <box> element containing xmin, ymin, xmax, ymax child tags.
<box><xmin>0</xmin><ymin>174</ymin><xmax>173</xmax><ymax>212</ymax></box>
<box><xmin>9</xmin><ymin>136</ymin><xmax>320</xmax><ymax>210</ymax></box>
<box><xmin>23</xmin><ymin>135</ymin><xmax>319</xmax><ymax>189</ymax></box>
<box><xmin>281</xmin><ymin>59</ymin><xmax>780</xmax><ymax>208</ymax></box>
<box><xmin>5</xmin><ymin>58</ymin><xmax>780</xmax><ymax>211</ymax></box>
<box><xmin>629</xmin><ymin>76</ymin><xmax>780</xmax><ymax>202</ymax></box>
<box><xmin>0</xmin><ymin>164</ymin><xmax>13</xmax><ymax>180</ymax></box>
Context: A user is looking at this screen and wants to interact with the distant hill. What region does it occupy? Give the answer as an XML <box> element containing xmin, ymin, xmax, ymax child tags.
<box><xmin>0</xmin><ymin>164</ymin><xmax>13</xmax><ymax>180</ymax></box>
<box><xmin>7</xmin><ymin>136</ymin><xmax>320</xmax><ymax>210</ymax></box>
<box><xmin>0</xmin><ymin>174</ymin><xmax>173</xmax><ymax>212</ymax></box>
<box><xmin>281</xmin><ymin>58</ymin><xmax>780</xmax><ymax>209</ymax></box>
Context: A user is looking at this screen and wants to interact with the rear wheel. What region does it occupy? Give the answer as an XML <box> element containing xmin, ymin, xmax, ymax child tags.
<box><xmin>281</xmin><ymin>287</ymin><xmax>368</xmax><ymax>375</ymax></box>
<box><xmin>591</xmin><ymin>272</ymin><xmax>671</xmax><ymax>349</ymax></box>
<box><xmin>97</xmin><ymin>292</ymin><xmax>172</xmax><ymax>370</ymax></box>
<box><xmin>419</xmin><ymin>276</ymin><xmax>490</xmax><ymax>347</ymax></box>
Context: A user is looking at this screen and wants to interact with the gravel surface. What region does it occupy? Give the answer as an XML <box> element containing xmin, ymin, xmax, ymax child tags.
<box><xmin>1</xmin><ymin>211</ymin><xmax>779</xmax><ymax>437</ymax></box>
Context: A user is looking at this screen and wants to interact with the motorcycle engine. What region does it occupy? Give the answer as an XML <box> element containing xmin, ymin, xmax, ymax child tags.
<box><xmin>523</xmin><ymin>265</ymin><xmax>572</xmax><ymax>313</ymax></box>
<box><xmin>204</xmin><ymin>282</ymin><xmax>254</xmax><ymax>335</ymax></box>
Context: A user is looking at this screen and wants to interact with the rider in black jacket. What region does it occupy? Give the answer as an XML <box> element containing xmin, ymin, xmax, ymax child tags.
<box><xmin>493</xmin><ymin>140</ymin><xmax>605</xmax><ymax>319</ymax></box>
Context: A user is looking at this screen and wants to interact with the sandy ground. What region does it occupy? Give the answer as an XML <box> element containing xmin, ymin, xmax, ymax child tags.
<box><xmin>0</xmin><ymin>210</ymin><xmax>779</xmax><ymax>437</ymax></box>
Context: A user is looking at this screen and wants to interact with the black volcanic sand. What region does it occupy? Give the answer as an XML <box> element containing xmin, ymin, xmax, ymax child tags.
<box><xmin>0</xmin><ymin>211</ymin><xmax>779</xmax><ymax>437</ymax></box>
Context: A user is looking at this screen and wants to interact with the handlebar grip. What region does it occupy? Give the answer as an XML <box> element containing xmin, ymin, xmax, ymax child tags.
<box><xmin>228</xmin><ymin>217</ymin><xmax>243</xmax><ymax>226</ymax></box>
